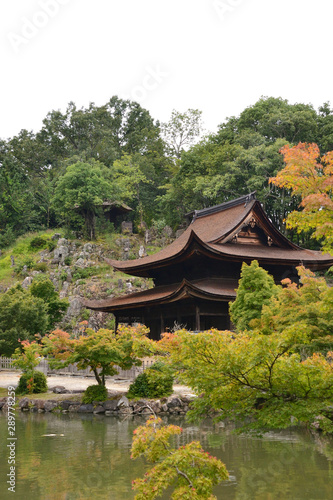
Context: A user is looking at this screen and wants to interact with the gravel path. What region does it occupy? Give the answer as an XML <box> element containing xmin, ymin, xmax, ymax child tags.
<box><xmin>0</xmin><ymin>370</ymin><xmax>193</xmax><ymax>396</ymax></box>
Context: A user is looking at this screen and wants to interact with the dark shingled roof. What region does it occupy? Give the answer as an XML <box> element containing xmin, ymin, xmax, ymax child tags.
<box><xmin>106</xmin><ymin>194</ymin><xmax>333</xmax><ymax>276</ymax></box>
<box><xmin>84</xmin><ymin>278</ymin><xmax>238</xmax><ymax>313</ymax></box>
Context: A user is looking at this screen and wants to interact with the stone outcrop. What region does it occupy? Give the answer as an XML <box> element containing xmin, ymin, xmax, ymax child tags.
<box><xmin>1</xmin><ymin>395</ymin><xmax>195</xmax><ymax>416</ymax></box>
<box><xmin>8</xmin><ymin>227</ymin><xmax>177</xmax><ymax>332</ymax></box>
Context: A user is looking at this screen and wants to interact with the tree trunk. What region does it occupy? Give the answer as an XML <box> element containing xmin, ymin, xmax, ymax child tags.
<box><xmin>92</xmin><ymin>368</ymin><xmax>103</xmax><ymax>386</ymax></box>
<box><xmin>83</xmin><ymin>209</ymin><xmax>96</xmax><ymax>240</ymax></box>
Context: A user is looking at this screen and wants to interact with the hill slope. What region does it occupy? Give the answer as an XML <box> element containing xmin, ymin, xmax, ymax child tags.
<box><xmin>0</xmin><ymin>228</ymin><xmax>175</xmax><ymax>336</ymax></box>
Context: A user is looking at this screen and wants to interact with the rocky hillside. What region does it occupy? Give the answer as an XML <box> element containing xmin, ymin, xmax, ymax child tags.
<box><xmin>0</xmin><ymin>226</ymin><xmax>177</xmax><ymax>335</ymax></box>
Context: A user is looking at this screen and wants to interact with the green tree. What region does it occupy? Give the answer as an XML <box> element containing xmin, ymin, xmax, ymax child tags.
<box><xmin>29</xmin><ymin>275</ymin><xmax>68</xmax><ymax>330</ymax></box>
<box><xmin>112</xmin><ymin>154</ymin><xmax>152</xmax><ymax>224</ymax></box>
<box><xmin>52</xmin><ymin>160</ymin><xmax>115</xmax><ymax>239</ymax></box>
<box><xmin>5</xmin><ymin>131</ymin><xmax>57</xmax><ymax>231</ymax></box>
<box><xmin>169</xmin><ymin>329</ymin><xmax>333</xmax><ymax>434</ymax></box>
<box><xmin>0</xmin><ymin>285</ymin><xmax>48</xmax><ymax>356</ymax></box>
<box><xmin>229</xmin><ymin>260</ymin><xmax>279</xmax><ymax>331</ymax></box>
<box><xmin>159</xmin><ymin>97</ymin><xmax>322</xmax><ymax>233</ymax></box>
<box><xmin>159</xmin><ymin>129</ymin><xmax>295</xmax><ymax>231</ymax></box>
<box><xmin>259</xmin><ymin>266</ymin><xmax>333</xmax><ymax>354</ymax></box>
<box><xmin>0</xmin><ymin>143</ymin><xmax>36</xmax><ymax>238</ymax></box>
<box><xmin>161</xmin><ymin>109</ymin><xmax>204</xmax><ymax>159</ymax></box>
<box><xmin>317</xmin><ymin>102</ymin><xmax>333</xmax><ymax>153</ymax></box>
<box><xmin>131</xmin><ymin>415</ymin><xmax>228</xmax><ymax>500</ymax></box>
<box><xmin>232</xmin><ymin>96</ymin><xmax>318</xmax><ymax>144</ymax></box>
<box><xmin>40</xmin><ymin>97</ymin><xmax>162</xmax><ymax>167</ymax></box>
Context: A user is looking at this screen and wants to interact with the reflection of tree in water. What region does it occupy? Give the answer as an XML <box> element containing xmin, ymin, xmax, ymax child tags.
<box><xmin>225</xmin><ymin>431</ymin><xmax>333</xmax><ymax>500</ymax></box>
<box><xmin>0</xmin><ymin>413</ymin><xmax>147</xmax><ymax>500</ymax></box>
<box><xmin>166</xmin><ymin>419</ymin><xmax>333</xmax><ymax>500</ymax></box>
<box><xmin>0</xmin><ymin>414</ymin><xmax>332</xmax><ymax>500</ymax></box>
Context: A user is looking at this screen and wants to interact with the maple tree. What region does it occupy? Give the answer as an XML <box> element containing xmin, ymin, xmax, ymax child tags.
<box><xmin>270</xmin><ymin>142</ymin><xmax>333</xmax><ymax>252</ymax></box>
<box><xmin>42</xmin><ymin>324</ymin><xmax>156</xmax><ymax>386</ymax></box>
<box><xmin>131</xmin><ymin>415</ymin><xmax>228</xmax><ymax>500</ymax></box>
<box><xmin>12</xmin><ymin>340</ymin><xmax>47</xmax><ymax>394</ymax></box>
<box><xmin>259</xmin><ymin>266</ymin><xmax>333</xmax><ymax>354</ymax></box>
<box><xmin>168</xmin><ymin>328</ymin><xmax>333</xmax><ymax>434</ymax></box>
<box><xmin>162</xmin><ymin>263</ymin><xmax>333</xmax><ymax>433</ymax></box>
<box><xmin>12</xmin><ymin>340</ymin><xmax>42</xmax><ymax>373</ymax></box>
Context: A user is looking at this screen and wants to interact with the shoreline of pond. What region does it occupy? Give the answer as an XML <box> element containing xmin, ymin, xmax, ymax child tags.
<box><xmin>1</xmin><ymin>393</ymin><xmax>332</xmax><ymax>438</ymax></box>
<box><xmin>0</xmin><ymin>393</ymin><xmax>195</xmax><ymax>416</ymax></box>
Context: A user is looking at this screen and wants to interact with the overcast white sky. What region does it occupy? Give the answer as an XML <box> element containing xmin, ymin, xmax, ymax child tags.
<box><xmin>1</xmin><ymin>0</ymin><xmax>332</xmax><ymax>140</ymax></box>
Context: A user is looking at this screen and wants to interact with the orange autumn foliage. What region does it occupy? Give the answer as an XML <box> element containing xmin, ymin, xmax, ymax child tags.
<box><xmin>270</xmin><ymin>142</ymin><xmax>333</xmax><ymax>252</ymax></box>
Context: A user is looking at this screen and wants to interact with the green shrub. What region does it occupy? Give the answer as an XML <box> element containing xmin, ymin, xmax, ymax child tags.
<box><xmin>47</xmin><ymin>240</ymin><xmax>57</xmax><ymax>252</ymax></box>
<box><xmin>59</xmin><ymin>270</ymin><xmax>68</xmax><ymax>283</ymax></box>
<box><xmin>326</xmin><ymin>266</ymin><xmax>333</xmax><ymax>277</ymax></box>
<box><xmin>80</xmin><ymin>309</ymin><xmax>90</xmax><ymax>321</ymax></box>
<box><xmin>64</xmin><ymin>256</ymin><xmax>72</xmax><ymax>266</ymax></box>
<box><xmin>82</xmin><ymin>384</ymin><xmax>108</xmax><ymax>404</ymax></box>
<box><xmin>14</xmin><ymin>257</ymin><xmax>35</xmax><ymax>275</ymax></box>
<box><xmin>33</xmin><ymin>262</ymin><xmax>48</xmax><ymax>272</ymax></box>
<box><xmin>152</xmin><ymin>218</ymin><xmax>167</xmax><ymax>235</ymax></box>
<box><xmin>0</xmin><ymin>227</ymin><xmax>16</xmax><ymax>249</ymax></box>
<box><xmin>30</xmin><ymin>236</ymin><xmax>47</xmax><ymax>249</ymax></box>
<box><xmin>16</xmin><ymin>371</ymin><xmax>48</xmax><ymax>395</ymax></box>
<box><xmin>73</xmin><ymin>268</ymin><xmax>90</xmax><ymax>281</ymax></box>
<box><xmin>128</xmin><ymin>373</ymin><xmax>150</xmax><ymax>398</ymax></box>
<box><xmin>72</xmin><ymin>266</ymin><xmax>102</xmax><ymax>281</ymax></box>
<box><xmin>128</xmin><ymin>362</ymin><xmax>174</xmax><ymax>399</ymax></box>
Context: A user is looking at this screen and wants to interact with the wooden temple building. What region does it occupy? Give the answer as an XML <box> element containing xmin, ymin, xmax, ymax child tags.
<box><xmin>85</xmin><ymin>193</ymin><xmax>333</xmax><ymax>339</ymax></box>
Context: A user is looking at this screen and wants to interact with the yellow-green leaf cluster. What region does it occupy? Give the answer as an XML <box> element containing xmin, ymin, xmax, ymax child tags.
<box><xmin>131</xmin><ymin>416</ymin><xmax>228</xmax><ymax>500</ymax></box>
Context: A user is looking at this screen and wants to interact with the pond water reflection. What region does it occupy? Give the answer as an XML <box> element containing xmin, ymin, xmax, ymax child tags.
<box><xmin>0</xmin><ymin>412</ymin><xmax>332</xmax><ymax>499</ymax></box>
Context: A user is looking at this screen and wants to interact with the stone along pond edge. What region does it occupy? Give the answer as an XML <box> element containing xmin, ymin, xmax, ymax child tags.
<box><xmin>0</xmin><ymin>391</ymin><xmax>195</xmax><ymax>416</ymax></box>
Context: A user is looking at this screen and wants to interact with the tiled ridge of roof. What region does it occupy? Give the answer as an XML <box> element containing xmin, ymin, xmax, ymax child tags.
<box><xmin>191</xmin><ymin>192</ymin><xmax>257</xmax><ymax>221</ymax></box>
<box><xmin>105</xmin><ymin>193</ymin><xmax>333</xmax><ymax>275</ymax></box>
<box><xmin>107</xmin><ymin>200</ymin><xmax>255</xmax><ymax>273</ymax></box>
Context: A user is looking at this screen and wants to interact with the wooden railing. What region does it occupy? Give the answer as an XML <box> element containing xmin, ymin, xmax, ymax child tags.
<box><xmin>0</xmin><ymin>357</ymin><xmax>15</xmax><ymax>370</ymax></box>
<box><xmin>0</xmin><ymin>357</ymin><xmax>156</xmax><ymax>380</ymax></box>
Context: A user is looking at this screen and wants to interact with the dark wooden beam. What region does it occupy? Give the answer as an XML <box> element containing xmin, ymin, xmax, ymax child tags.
<box><xmin>195</xmin><ymin>305</ymin><xmax>200</xmax><ymax>331</ymax></box>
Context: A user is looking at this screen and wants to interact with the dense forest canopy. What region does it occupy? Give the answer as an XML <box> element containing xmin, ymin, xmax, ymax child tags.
<box><xmin>1</xmin><ymin>95</ymin><xmax>333</xmax><ymax>247</ymax></box>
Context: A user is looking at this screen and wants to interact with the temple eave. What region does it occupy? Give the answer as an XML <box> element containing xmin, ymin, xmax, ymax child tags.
<box><xmin>83</xmin><ymin>278</ymin><xmax>238</xmax><ymax>313</ymax></box>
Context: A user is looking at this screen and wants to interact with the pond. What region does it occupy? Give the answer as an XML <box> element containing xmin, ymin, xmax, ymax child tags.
<box><xmin>0</xmin><ymin>412</ymin><xmax>332</xmax><ymax>499</ymax></box>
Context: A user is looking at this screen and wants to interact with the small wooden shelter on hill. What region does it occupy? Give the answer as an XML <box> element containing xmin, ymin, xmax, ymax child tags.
<box><xmin>85</xmin><ymin>192</ymin><xmax>333</xmax><ymax>339</ymax></box>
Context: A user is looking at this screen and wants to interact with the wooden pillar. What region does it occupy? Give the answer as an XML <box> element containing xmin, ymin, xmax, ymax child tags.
<box><xmin>115</xmin><ymin>314</ymin><xmax>119</xmax><ymax>334</ymax></box>
<box><xmin>195</xmin><ymin>305</ymin><xmax>200</xmax><ymax>331</ymax></box>
<box><xmin>160</xmin><ymin>311</ymin><xmax>165</xmax><ymax>334</ymax></box>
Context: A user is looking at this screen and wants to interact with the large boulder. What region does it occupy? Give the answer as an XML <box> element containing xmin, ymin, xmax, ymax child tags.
<box><xmin>51</xmin><ymin>386</ymin><xmax>67</xmax><ymax>394</ymax></box>
<box><xmin>54</xmin><ymin>245</ymin><xmax>69</xmax><ymax>263</ymax></box>
<box><xmin>77</xmin><ymin>404</ymin><xmax>94</xmax><ymax>413</ymax></box>
<box><xmin>167</xmin><ymin>397</ymin><xmax>182</xmax><ymax>408</ymax></box>
<box><xmin>44</xmin><ymin>401</ymin><xmax>58</xmax><ymax>412</ymax></box>
<box><xmin>103</xmin><ymin>400</ymin><xmax>119</xmax><ymax>411</ymax></box>
<box><xmin>19</xmin><ymin>398</ymin><xmax>30</xmax><ymax>409</ymax></box>
<box><xmin>83</xmin><ymin>243</ymin><xmax>93</xmax><ymax>253</ymax></box>
<box><xmin>93</xmin><ymin>405</ymin><xmax>105</xmax><ymax>414</ymax></box>
<box><xmin>64</xmin><ymin>297</ymin><xmax>82</xmax><ymax>320</ymax></box>
<box><xmin>117</xmin><ymin>395</ymin><xmax>130</xmax><ymax>408</ymax></box>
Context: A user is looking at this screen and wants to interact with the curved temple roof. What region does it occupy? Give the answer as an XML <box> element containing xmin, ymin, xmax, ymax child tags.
<box><xmin>84</xmin><ymin>278</ymin><xmax>238</xmax><ymax>313</ymax></box>
<box><xmin>106</xmin><ymin>193</ymin><xmax>333</xmax><ymax>276</ymax></box>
